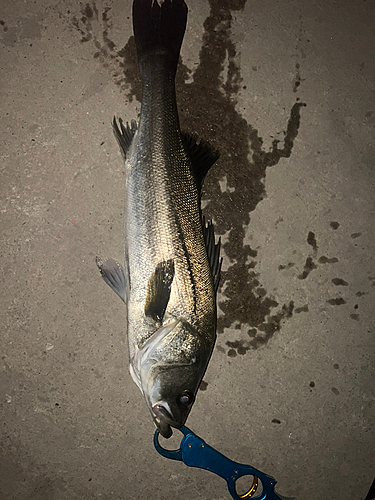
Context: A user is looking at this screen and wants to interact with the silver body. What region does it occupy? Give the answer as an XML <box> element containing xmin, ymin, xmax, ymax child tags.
<box><xmin>126</xmin><ymin>58</ymin><xmax>215</xmax><ymax>363</ymax></box>
<box><xmin>123</xmin><ymin>54</ymin><xmax>217</xmax><ymax>436</ymax></box>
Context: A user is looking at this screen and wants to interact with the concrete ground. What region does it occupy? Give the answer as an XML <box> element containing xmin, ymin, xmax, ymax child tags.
<box><xmin>1</xmin><ymin>0</ymin><xmax>374</xmax><ymax>499</ymax></box>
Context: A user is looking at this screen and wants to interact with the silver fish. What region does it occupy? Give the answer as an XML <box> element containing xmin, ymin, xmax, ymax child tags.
<box><xmin>97</xmin><ymin>0</ymin><xmax>221</xmax><ymax>438</ymax></box>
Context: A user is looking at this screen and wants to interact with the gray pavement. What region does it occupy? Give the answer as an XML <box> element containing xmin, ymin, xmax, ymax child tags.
<box><xmin>1</xmin><ymin>0</ymin><xmax>374</xmax><ymax>499</ymax></box>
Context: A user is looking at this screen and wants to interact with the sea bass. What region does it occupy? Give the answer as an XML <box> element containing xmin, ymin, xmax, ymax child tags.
<box><xmin>97</xmin><ymin>0</ymin><xmax>221</xmax><ymax>438</ymax></box>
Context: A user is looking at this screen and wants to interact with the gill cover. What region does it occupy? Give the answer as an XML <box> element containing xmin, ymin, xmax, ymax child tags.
<box><xmin>134</xmin><ymin>318</ymin><xmax>211</xmax><ymax>435</ymax></box>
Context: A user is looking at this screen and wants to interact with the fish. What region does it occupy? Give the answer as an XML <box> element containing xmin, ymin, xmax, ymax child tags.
<box><xmin>96</xmin><ymin>0</ymin><xmax>221</xmax><ymax>438</ymax></box>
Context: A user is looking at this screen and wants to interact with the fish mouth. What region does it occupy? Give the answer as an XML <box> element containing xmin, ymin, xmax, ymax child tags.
<box><xmin>152</xmin><ymin>403</ymin><xmax>176</xmax><ymax>438</ymax></box>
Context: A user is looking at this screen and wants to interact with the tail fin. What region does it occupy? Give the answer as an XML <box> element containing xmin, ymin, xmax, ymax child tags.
<box><xmin>132</xmin><ymin>0</ymin><xmax>188</xmax><ymax>72</ymax></box>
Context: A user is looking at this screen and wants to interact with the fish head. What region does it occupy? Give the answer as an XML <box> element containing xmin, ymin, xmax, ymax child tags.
<box><xmin>137</xmin><ymin>318</ymin><xmax>213</xmax><ymax>438</ymax></box>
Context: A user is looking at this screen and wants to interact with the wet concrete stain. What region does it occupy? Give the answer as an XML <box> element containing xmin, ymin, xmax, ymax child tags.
<box><xmin>0</xmin><ymin>19</ymin><xmax>8</xmax><ymax>32</ymax></box>
<box><xmin>293</xmin><ymin>16</ymin><xmax>308</xmax><ymax>93</ymax></box>
<box><xmin>70</xmin><ymin>1</ymin><xmax>306</xmax><ymax>357</ymax></box>
<box><xmin>351</xmin><ymin>232</ymin><xmax>362</xmax><ymax>239</ymax></box>
<box><xmin>295</xmin><ymin>304</ymin><xmax>308</xmax><ymax>313</ymax></box>
<box><xmin>293</xmin><ymin>63</ymin><xmax>301</xmax><ymax>93</ymax></box>
<box><xmin>226</xmin><ymin>339</ymin><xmax>249</xmax><ymax>355</ymax></box>
<box><xmin>307</xmin><ymin>231</ymin><xmax>318</xmax><ymax>253</ymax></box>
<box><xmin>331</xmin><ymin>387</ymin><xmax>340</xmax><ymax>396</ymax></box>
<box><xmin>327</xmin><ymin>298</ymin><xmax>346</xmax><ymax>305</ymax></box>
<box><xmin>199</xmin><ymin>380</ymin><xmax>208</xmax><ymax>391</ymax></box>
<box><xmin>225</xmin><ymin>300</ymin><xmax>294</xmax><ymax>353</ymax></box>
<box><xmin>298</xmin><ymin>256</ymin><xmax>317</xmax><ymax>279</ymax></box>
<box><xmin>318</xmin><ymin>256</ymin><xmax>339</xmax><ymax>264</ymax></box>
<box><xmin>350</xmin><ymin>313</ymin><xmax>359</xmax><ymax>321</ymax></box>
<box><xmin>332</xmin><ymin>278</ymin><xmax>348</xmax><ymax>286</ymax></box>
<box><xmin>278</xmin><ymin>262</ymin><xmax>295</xmax><ymax>271</ymax></box>
<box><xmin>297</xmin><ymin>231</ymin><xmax>340</xmax><ymax>281</ymax></box>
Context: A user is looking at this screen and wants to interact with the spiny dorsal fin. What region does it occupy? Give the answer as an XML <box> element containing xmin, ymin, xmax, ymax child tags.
<box><xmin>96</xmin><ymin>256</ymin><xmax>129</xmax><ymax>302</ymax></box>
<box><xmin>202</xmin><ymin>217</ymin><xmax>222</xmax><ymax>294</ymax></box>
<box><xmin>144</xmin><ymin>259</ymin><xmax>175</xmax><ymax>323</ymax></box>
<box><xmin>181</xmin><ymin>133</ymin><xmax>219</xmax><ymax>195</ymax></box>
<box><xmin>112</xmin><ymin>117</ymin><xmax>137</xmax><ymax>161</ymax></box>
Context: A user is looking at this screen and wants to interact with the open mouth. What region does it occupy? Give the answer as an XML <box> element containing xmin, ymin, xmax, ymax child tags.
<box><xmin>152</xmin><ymin>403</ymin><xmax>175</xmax><ymax>438</ymax></box>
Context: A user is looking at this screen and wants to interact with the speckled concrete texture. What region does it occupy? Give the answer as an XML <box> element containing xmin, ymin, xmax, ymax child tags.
<box><xmin>1</xmin><ymin>1</ymin><xmax>374</xmax><ymax>499</ymax></box>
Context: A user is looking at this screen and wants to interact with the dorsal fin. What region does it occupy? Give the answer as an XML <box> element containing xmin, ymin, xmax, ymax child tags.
<box><xmin>112</xmin><ymin>117</ymin><xmax>137</xmax><ymax>161</ymax></box>
<box><xmin>144</xmin><ymin>259</ymin><xmax>175</xmax><ymax>323</ymax></box>
<box><xmin>181</xmin><ymin>133</ymin><xmax>219</xmax><ymax>194</ymax></box>
<box><xmin>202</xmin><ymin>217</ymin><xmax>222</xmax><ymax>294</ymax></box>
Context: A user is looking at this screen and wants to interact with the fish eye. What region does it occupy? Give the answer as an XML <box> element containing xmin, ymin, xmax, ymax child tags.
<box><xmin>178</xmin><ymin>391</ymin><xmax>194</xmax><ymax>406</ymax></box>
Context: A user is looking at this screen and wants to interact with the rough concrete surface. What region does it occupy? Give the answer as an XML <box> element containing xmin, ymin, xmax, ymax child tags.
<box><xmin>1</xmin><ymin>0</ymin><xmax>374</xmax><ymax>499</ymax></box>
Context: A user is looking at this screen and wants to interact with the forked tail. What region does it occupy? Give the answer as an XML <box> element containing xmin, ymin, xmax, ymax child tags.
<box><xmin>132</xmin><ymin>0</ymin><xmax>188</xmax><ymax>75</ymax></box>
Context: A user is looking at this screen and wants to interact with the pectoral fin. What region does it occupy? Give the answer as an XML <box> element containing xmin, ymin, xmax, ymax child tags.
<box><xmin>96</xmin><ymin>257</ymin><xmax>128</xmax><ymax>302</ymax></box>
<box><xmin>144</xmin><ymin>260</ymin><xmax>175</xmax><ymax>323</ymax></box>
